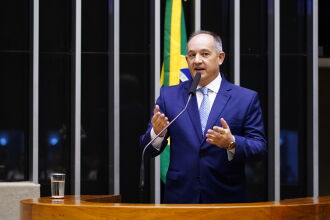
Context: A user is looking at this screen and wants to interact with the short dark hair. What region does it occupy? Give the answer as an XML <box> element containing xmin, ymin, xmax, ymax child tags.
<box><xmin>187</xmin><ymin>30</ymin><xmax>223</xmax><ymax>53</ymax></box>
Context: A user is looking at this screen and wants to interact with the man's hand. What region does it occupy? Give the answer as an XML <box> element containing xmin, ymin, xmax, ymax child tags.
<box><xmin>151</xmin><ymin>105</ymin><xmax>169</xmax><ymax>137</ymax></box>
<box><xmin>206</xmin><ymin>118</ymin><xmax>234</xmax><ymax>149</ymax></box>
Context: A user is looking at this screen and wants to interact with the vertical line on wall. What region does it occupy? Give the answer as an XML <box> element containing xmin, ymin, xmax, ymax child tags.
<box><xmin>74</xmin><ymin>0</ymin><xmax>82</xmax><ymax>195</ymax></box>
<box><xmin>108</xmin><ymin>0</ymin><xmax>114</xmax><ymax>195</ymax></box>
<box><xmin>274</xmin><ymin>0</ymin><xmax>280</xmax><ymax>202</ymax></box>
<box><xmin>268</xmin><ymin>0</ymin><xmax>280</xmax><ymax>202</ymax></box>
<box><xmin>114</xmin><ymin>0</ymin><xmax>120</xmax><ymax>195</ymax></box>
<box><xmin>234</xmin><ymin>0</ymin><xmax>240</xmax><ymax>85</ymax></box>
<box><xmin>32</xmin><ymin>0</ymin><xmax>39</xmax><ymax>184</ymax></box>
<box><xmin>307</xmin><ymin>0</ymin><xmax>318</xmax><ymax>198</ymax></box>
<box><xmin>154</xmin><ymin>0</ymin><xmax>161</xmax><ymax>204</ymax></box>
<box><xmin>313</xmin><ymin>0</ymin><xmax>319</xmax><ymax>198</ymax></box>
<box><xmin>194</xmin><ymin>0</ymin><xmax>201</xmax><ymax>31</ymax></box>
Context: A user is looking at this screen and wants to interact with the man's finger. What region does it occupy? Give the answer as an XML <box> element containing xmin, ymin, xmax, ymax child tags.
<box><xmin>207</xmin><ymin>129</ymin><xmax>217</xmax><ymax>136</ymax></box>
<box><xmin>206</xmin><ymin>138</ymin><xmax>214</xmax><ymax>144</ymax></box>
<box><xmin>154</xmin><ymin>113</ymin><xmax>165</xmax><ymax>125</ymax></box>
<box><xmin>212</xmin><ymin>126</ymin><xmax>225</xmax><ymax>134</ymax></box>
<box><xmin>220</xmin><ymin>118</ymin><xmax>229</xmax><ymax>129</ymax></box>
<box><xmin>151</xmin><ymin>111</ymin><xmax>160</xmax><ymax>123</ymax></box>
<box><xmin>207</xmin><ymin>129</ymin><xmax>222</xmax><ymax>138</ymax></box>
<box><xmin>154</xmin><ymin>105</ymin><xmax>160</xmax><ymax>115</ymax></box>
<box><xmin>156</xmin><ymin>114</ymin><xmax>168</xmax><ymax>125</ymax></box>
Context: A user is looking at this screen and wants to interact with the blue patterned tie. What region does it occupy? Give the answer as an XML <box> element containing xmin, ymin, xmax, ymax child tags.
<box><xmin>199</xmin><ymin>87</ymin><xmax>210</xmax><ymax>134</ymax></box>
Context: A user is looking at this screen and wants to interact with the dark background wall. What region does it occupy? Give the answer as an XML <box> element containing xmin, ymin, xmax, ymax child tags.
<box><xmin>319</xmin><ymin>0</ymin><xmax>330</xmax><ymax>196</ymax></box>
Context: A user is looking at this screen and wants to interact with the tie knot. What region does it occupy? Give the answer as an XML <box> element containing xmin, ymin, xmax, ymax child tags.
<box><xmin>200</xmin><ymin>87</ymin><xmax>208</xmax><ymax>95</ymax></box>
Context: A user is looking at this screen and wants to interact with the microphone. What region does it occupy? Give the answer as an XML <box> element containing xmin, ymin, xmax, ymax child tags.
<box><xmin>188</xmin><ymin>72</ymin><xmax>201</xmax><ymax>95</ymax></box>
<box><xmin>139</xmin><ymin>72</ymin><xmax>201</xmax><ymax>202</ymax></box>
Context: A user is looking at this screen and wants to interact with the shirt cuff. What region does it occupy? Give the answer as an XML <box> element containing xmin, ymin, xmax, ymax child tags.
<box><xmin>150</xmin><ymin>128</ymin><xmax>165</xmax><ymax>151</ymax></box>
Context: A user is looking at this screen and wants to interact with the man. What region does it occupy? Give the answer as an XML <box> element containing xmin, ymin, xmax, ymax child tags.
<box><xmin>140</xmin><ymin>30</ymin><xmax>266</xmax><ymax>204</ymax></box>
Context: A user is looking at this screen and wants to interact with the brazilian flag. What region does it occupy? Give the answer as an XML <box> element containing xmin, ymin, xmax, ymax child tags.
<box><xmin>160</xmin><ymin>0</ymin><xmax>190</xmax><ymax>183</ymax></box>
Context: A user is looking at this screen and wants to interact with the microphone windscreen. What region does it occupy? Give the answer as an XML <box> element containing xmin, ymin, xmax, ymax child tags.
<box><xmin>188</xmin><ymin>72</ymin><xmax>201</xmax><ymax>95</ymax></box>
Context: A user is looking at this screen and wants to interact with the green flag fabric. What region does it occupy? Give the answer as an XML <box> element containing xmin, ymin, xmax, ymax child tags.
<box><xmin>160</xmin><ymin>0</ymin><xmax>188</xmax><ymax>184</ymax></box>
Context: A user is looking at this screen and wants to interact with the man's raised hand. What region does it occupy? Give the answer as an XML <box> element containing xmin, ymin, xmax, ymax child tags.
<box><xmin>151</xmin><ymin>105</ymin><xmax>169</xmax><ymax>137</ymax></box>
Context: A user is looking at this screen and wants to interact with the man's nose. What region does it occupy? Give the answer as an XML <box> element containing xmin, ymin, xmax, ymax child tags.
<box><xmin>194</xmin><ymin>54</ymin><xmax>202</xmax><ymax>63</ymax></box>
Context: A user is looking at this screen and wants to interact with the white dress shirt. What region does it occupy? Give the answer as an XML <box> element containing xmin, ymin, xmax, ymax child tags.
<box><xmin>151</xmin><ymin>73</ymin><xmax>235</xmax><ymax>161</ymax></box>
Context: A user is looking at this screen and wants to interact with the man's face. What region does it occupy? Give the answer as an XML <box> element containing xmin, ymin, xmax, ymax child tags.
<box><xmin>186</xmin><ymin>34</ymin><xmax>225</xmax><ymax>86</ymax></box>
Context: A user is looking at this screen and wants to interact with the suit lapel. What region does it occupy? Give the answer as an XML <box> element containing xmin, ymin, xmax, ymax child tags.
<box><xmin>202</xmin><ymin>76</ymin><xmax>232</xmax><ymax>140</ymax></box>
<box><xmin>204</xmin><ymin>92</ymin><xmax>230</xmax><ymax>135</ymax></box>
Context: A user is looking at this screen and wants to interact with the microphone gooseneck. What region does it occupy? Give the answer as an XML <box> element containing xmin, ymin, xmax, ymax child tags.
<box><xmin>139</xmin><ymin>72</ymin><xmax>201</xmax><ymax>203</ymax></box>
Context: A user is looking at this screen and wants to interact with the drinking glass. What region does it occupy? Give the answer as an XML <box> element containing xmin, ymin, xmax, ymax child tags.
<box><xmin>51</xmin><ymin>173</ymin><xmax>65</xmax><ymax>199</ymax></box>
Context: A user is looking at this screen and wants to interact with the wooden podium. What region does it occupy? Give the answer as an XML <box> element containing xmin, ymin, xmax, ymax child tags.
<box><xmin>21</xmin><ymin>195</ymin><xmax>330</xmax><ymax>220</ymax></box>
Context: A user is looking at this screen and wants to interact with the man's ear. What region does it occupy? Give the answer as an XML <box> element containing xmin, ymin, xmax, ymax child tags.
<box><xmin>218</xmin><ymin>52</ymin><xmax>225</xmax><ymax>65</ymax></box>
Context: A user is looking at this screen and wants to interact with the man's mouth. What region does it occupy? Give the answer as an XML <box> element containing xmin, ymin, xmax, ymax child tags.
<box><xmin>194</xmin><ymin>68</ymin><xmax>205</xmax><ymax>72</ymax></box>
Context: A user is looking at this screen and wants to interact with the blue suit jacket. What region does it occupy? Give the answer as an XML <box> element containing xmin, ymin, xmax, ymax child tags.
<box><xmin>140</xmin><ymin>76</ymin><xmax>266</xmax><ymax>204</ymax></box>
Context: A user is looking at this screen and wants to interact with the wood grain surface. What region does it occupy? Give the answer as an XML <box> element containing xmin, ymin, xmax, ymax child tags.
<box><xmin>20</xmin><ymin>195</ymin><xmax>330</xmax><ymax>220</ymax></box>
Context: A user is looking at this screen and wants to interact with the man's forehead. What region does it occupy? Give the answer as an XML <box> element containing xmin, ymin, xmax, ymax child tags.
<box><xmin>187</xmin><ymin>47</ymin><xmax>212</xmax><ymax>53</ymax></box>
<box><xmin>187</xmin><ymin>34</ymin><xmax>215</xmax><ymax>50</ymax></box>
<box><xmin>190</xmin><ymin>33</ymin><xmax>213</xmax><ymax>41</ymax></box>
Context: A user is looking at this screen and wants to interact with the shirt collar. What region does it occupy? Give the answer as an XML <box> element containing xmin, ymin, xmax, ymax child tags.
<box><xmin>197</xmin><ymin>73</ymin><xmax>222</xmax><ymax>94</ymax></box>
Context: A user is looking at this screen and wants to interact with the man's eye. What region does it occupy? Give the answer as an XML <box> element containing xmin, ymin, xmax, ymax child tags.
<box><xmin>188</xmin><ymin>54</ymin><xmax>195</xmax><ymax>58</ymax></box>
<box><xmin>202</xmin><ymin>53</ymin><xmax>209</xmax><ymax>57</ymax></box>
